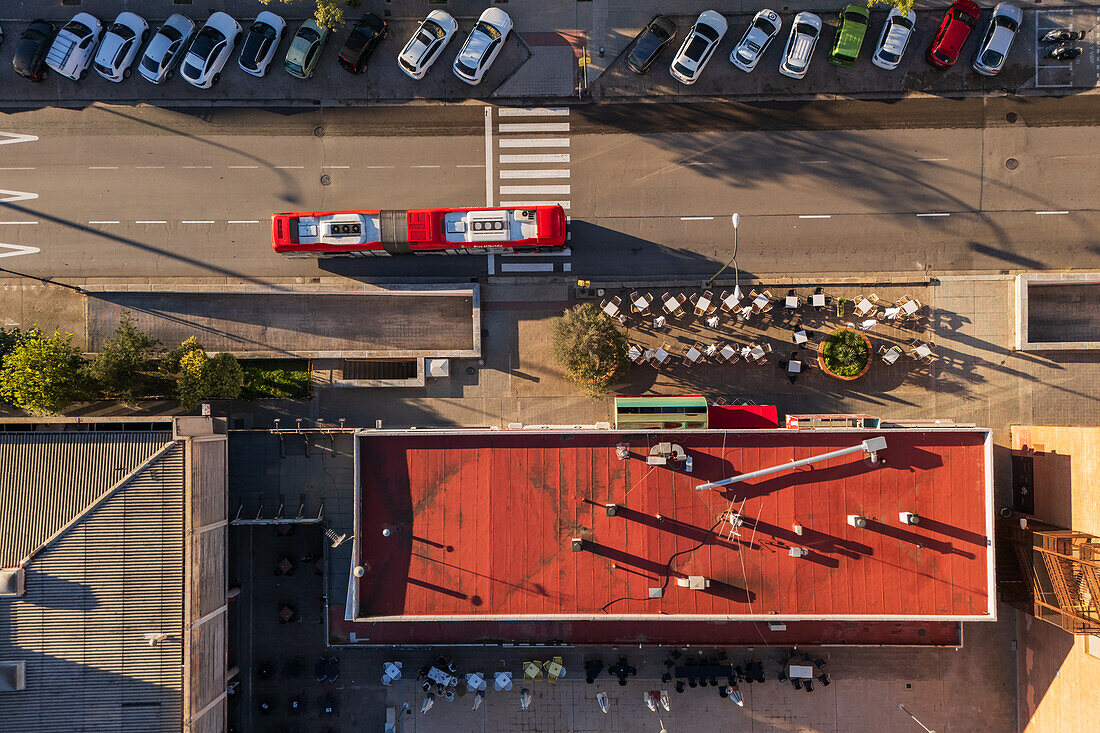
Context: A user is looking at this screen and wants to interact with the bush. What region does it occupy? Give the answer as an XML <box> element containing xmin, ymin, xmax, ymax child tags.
<box><xmin>0</xmin><ymin>329</ymin><xmax>86</xmax><ymax>414</ymax></box>
<box><xmin>551</xmin><ymin>303</ymin><xmax>629</xmax><ymax>397</ymax></box>
<box><xmin>89</xmin><ymin>313</ymin><xmax>160</xmax><ymax>401</ymax></box>
<box><xmin>162</xmin><ymin>337</ymin><xmax>244</xmax><ymax>409</ymax></box>
<box><xmin>242</xmin><ymin>361</ymin><xmax>312</xmax><ymax>399</ymax></box>
<box><xmin>821</xmin><ymin>328</ymin><xmax>870</xmax><ymax>378</ymax></box>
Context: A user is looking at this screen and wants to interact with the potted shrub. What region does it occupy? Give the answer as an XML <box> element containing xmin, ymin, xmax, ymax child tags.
<box><xmin>818</xmin><ymin>327</ymin><xmax>871</xmax><ymax>380</ymax></box>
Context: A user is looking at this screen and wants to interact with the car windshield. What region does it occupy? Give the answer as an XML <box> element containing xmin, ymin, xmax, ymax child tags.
<box><xmin>843</xmin><ymin>11</ymin><xmax>866</xmax><ymax>23</ymax></box>
<box><xmin>423</xmin><ymin>20</ymin><xmax>446</xmax><ymax>39</ymax></box>
<box><xmin>981</xmin><ymin>49</ymin><xmax>1004</xmax><ymax>67</ymax></box>
<box><xmin>476</xmin><ymin>21</ymin><xmax>501</xmax><ymax>41</ymax></box>
<box><xmin>64</xmin><ymin>21</ymin><xmax>93</xmax><ymax>38</ymax></box>
<box><xmin>191</xmin><ymin>28</ymin><xmax>224</xmax><ymax>58</ymax></box>
<box><xmin>684</xmin><ymin>36</ymin><xmax>709</xmax><ymax>61</ymax></box>
<box><xmin>673</xmin><ymin>60</ymin><xmax>693</xmax><ymax>77</ymax></box>
<box><xmin>695</xmin><ymin>24</ymin><xmax>720</xmax><ymax>42</ymax></box>
<box><xmin>251</xmin><ymin>21</ymin><xmax>276</xmax><ymax>39</ymax></box>
<box><xmin>298</xmin><ymin>27</ymin><xmax>321</xmax><ymax>44</ymax></box>
<box><xmin>894</xmin><ymin>16</ymin><xmax>914</xmax><ymax>31</ymax></box>
<box><xmin>161</xmin><ymin>25</ymin><xmax>183</xmax><ymax>43</ymax></box>
<box><xmin>752</xmin><ymin>18</ymin><xmax>775</xmax><ymax>34</ymax></box>
<box><xmin>634</xmin><ymin>31</ymin><xmax>662</xmax><ymax>58</ymax></box>
<box><xmin>954</xmin><ymin>10</ymin><xmax>976</xmax><ymax>26</ymax></box>
<box><xmin>795</xmin><ymin>23</ymin><xmax>817</xmax><ymax>36</ymax></box>
<box><xmin>996</xmin><ymin>16</ymin><xmax>1020</xmax><ymax>32</ymax></box>
<box><xmin>109</xmin><ymin>23</ymin><xmax>135</xmax><ymax>40</ymax></box>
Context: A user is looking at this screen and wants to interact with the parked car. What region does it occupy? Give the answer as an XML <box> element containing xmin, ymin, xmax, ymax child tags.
<box><xmin>93</xmin><ymin>12</ymin><xmax>148</xmax><ymax>82</ymax></box>
<box><xmin>45</xmin><ymin>12</ymin><xmax>103</xmax><ymax>81</ymax></box>
<box><xmin>397</xmin><ymin>10</ymin><xmax>455</xmax><ymax>79</ymax></box>
<box><xmin>828</xmin><ymin>3</ymin><xmax>869</xmax><ymax>67</ymax></box>
<box><xmin>730</xmin><ymin>9</ymin><xmax>781</xmax><ymax>73</ymax></box>
<box><xmin>238</xmin><ymin>11</ymin><xmax>285</xmax><ymax>77</ymax></box>
<box><xmin>871</xmin><ymin>7</ymin><xmax>916</xmax><ymax>70</ymax></box>
<box><xmin>626</xmin><ymin>15</ymin><xmax>677</xmax><ymax>75</ymax></box>
<box><xmin>338</xmin><ymin>13</ymin><xmax>388</xmax><ymax>74</ymax></box>
<box><xmin>285</xmin><ymin>19</ymin><xmax>329</xmax><ymax>79</ymax></box>
<box><xmin>13</xmin><ymin>20</ymin><xmax>56</xmax><ymax>81</ymax></box>
<box><xmin>973</xmin><ymin>3</ymin><xmax>1022</xmax><ymax>76</ymax></box>
<box><xmin>927</xmin><ymin>0</ymin><xmax>980</xmax><ymax>69</ymax></box>
<box><xmin>139</xmin><ymin>13</ymin><xmax>195</xmax><ymax>84</ymax></box>
<box><xmin>180</xmin><ymin>12</ymin><xmax>242</xmax><ymax>89</ymax></box>
<box><xmin>453</xmin><ymin>8</ymin><xmax>512</xmax><ymax>85</ymax></box>
<box><xmin>669</xmin><ymin>10</ymin><xmax>727</xmax><ymax>84</ymax></box>
<box><xmin>779</xmin><ymin>12</ymin><xmax>822</xmax><ymax>79</ymax></box>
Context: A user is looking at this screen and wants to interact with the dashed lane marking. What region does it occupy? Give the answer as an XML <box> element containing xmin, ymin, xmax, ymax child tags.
<box><xmin>681</xmin><ymin>216</ymin><xmax>714</xmax><ymax>221</ymax></box>
<box><xmin>0</xmin><ymin>221</ymin><xmax>37</xmax><ymax>225</ymax></box>
<box><xmin>798</xmin><ymin>215</ymin><xmax>832</xmax><ymax>219</ymax></box>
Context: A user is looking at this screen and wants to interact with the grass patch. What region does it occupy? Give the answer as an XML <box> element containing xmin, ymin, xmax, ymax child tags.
<box><xmin>821</xmin><ymin>329</ymin><xmax>869</xmax><ymax>377</ymax></box>
<box><xmin>241</xmin><ymin>359</ymin><xmax>312</xmax><ymax>399</ymax></box>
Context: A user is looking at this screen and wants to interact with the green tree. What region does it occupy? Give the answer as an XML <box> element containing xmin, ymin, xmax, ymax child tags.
<box><xmin>551</xmin><ymin>303</ymin><xmax>629</xmax><ymax>397</ymax></box>
<box><xmin>163</xmin><ymin>337</ymin><xmax>244</xmax><ymax>409</ymax></box>
<box><xmin>867</xmin><ymin>0</ymin><xmax>917</xmax><ymax>16</ymax></box>
<box><xmin>260</xmin><ymin>0</ymin><xmax>345</xmax><ymax>30</ymax></box>
<box><xmin>0</xmin><ymin>329</ymin><xmax>86</xmax><ymax>414</ymax></box>
<box><xmin>0</xmin><ymin>327</ymin><xmax>26</xmax><ymax>364</ymax></box>
<box><xmin>89</xmin><ymin>313</ymin><xmax>160</xmax><ymax>401</ymax></box>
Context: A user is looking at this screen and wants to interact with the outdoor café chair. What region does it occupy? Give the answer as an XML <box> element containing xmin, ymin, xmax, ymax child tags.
<box><xmin>629</xmin><ymin>344</ymin><xmax>646</xmax><ymax>364</ymax></box>
<box><xmin>630</xmin><ymin>291</ymin><xmax>650</xmax><ymax>313</ymax></box>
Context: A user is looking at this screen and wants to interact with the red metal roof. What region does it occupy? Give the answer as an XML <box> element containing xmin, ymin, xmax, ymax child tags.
<box><xmin>355</xmin><ymin>430</ymin><xmax>992</xmax><ymax>630</ymax></box>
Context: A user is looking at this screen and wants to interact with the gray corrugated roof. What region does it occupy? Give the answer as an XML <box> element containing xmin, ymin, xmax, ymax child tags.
<box><xmin>0</xmin><ymin>442</ymin><xmax>184</xmax><ymax>732</ymax></box>
<box><xmin>0</xmin><ymin>431</ymin><xmax>172</xmax><ymax>567</ymax></box>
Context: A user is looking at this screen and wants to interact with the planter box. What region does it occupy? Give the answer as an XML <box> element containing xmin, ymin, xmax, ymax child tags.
<box><xmin>818</xmin><ymin>328</ymin><xmax>871</xmax><ymax>381</ymax></box>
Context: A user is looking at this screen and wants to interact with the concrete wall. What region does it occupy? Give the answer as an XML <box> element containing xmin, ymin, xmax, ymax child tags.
<box><xmin>1010</xmin><ymin>426</ymin><xmax>1100</xmax><ymax>733</ymax></box>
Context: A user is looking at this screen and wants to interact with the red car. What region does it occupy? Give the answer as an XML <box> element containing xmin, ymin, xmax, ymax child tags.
<box><xmin>927</xmin><ymin>0</ymin><xmax>981</xmax><ymax>68</ymax></box>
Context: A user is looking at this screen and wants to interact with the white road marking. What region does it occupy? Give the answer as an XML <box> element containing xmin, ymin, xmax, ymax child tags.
<box><xmin>328</xmin><ymin>165</ymin><xmax>351</xmax><ymax>169</ymax></box>
<box><xmin>229</xmin><ymin>165</ymin><xmax>258</xmax><ymax>169</ymax></box>
<box><xmin>484</xmin><ymin>107</ymin><xmax>494</xmax><ymax>207</ymax></box>
<box><xmin>88</xmin><ymin>220</ymin><xmax>120</xmax><ymax>224</ymax></box>
<box><xmin>274</xmin><ymin>165</ymin><xmax>304</xmax><ymax>169</ymax></box>
<box><xmin>499</xmin><ymin>138</ymin><xmax>570</xmax><ymax>148</ymax></box>
<box><xmin>499</xmin><ymin>200</ymin><xmax>571</xmax><ymax>209</ymax></box>
<box><xmin>456</xmin><ymin>164</ymin><xmax>485</xmax><ymax>168</ymax></box>
<box><xmin>499</xmin><ymin>185</ymin><xmax>571</xmax><ymax>195</ymax></box>
<box><xmin>88</xmin><ymin>166</ymin><xmax>118</xmax><ymax>170</ymax></box>
<box><xmin>0</xmin><ymin>132</ymin><xmax>38</xmax><ymax>146</ymax></box>
<box><xmin>917</xmin><ymin>158</ymin><xmax>950</xmax><ymax>162</ymax></box>
<box><xmin>681</xmin><ymin>216</ymin><xmax>714</xmax><ymax>221</ymax></box>
<box><xmin>498</xmin><ymin>122</ymin><xmax>570</xmax><ymax>133</ymax></box>
<box><xmin>499</xmin><ymin>154</ymin><xmax>570</xmax><ymax>164</ymax></box>
<box><xmin>412</xmin><ymin>165</ymin><xmax>441</xmax><ymax>168</ymax></box>
<box><xmin>501</xmin><ymin>262</ymin><xmax>555</xmax><ymax>272</ymax></box>
<box><xmin>800</xmin><ymin>160</ymin><xmax>829</xmax><ymax>165</ymax></box>
<box><xmin>798</xmin><ymin>215</ymin><xmax>832</xmax><ymax>219</ymax></box>
<box><xmin>183</xmin><ymin>165</ymin><xmax>213</xmax><ymax>169</ymax></box>
<box><xmin>135</xmin><ymin>220</ymin><xmax>167</xmax><ymax>224</ymax></box>
<box><xmin>502</xmin><ymin>247</ymin><xmax>572</xmax><ymax>258</ymax></box>
<box><xmin>0</xmin><ymin>167</ymin><xmax>35</xmax><ymax>170</ymax></box>
<box><xmin>916</xmin><ymin>213</ymin><xmax>951</xmax><ymax>217</ymax></box>
<box><xmin>0</xmin><ymin>189</ymin><xmax>38</xmax><ymax>203</ymax></box>
<box><xmin>0</xmin><ymin>243</ymin><xmax>40</xmax><ymax>258</ymax></box>
<box><xmin>499</xmin><ymin>169</ymin><xmax>570</xmax><ymax>179</ymax></box>
<box><xmin>497</xmin><ymin>107</ymin><xmax>570</xmax><ymax>117</ymax></box>
<box><xmin>135</xmin><ymin>166</ymin><xmax>165</xmax><ymax>169</ymax></box>
<box><xmin>228</xmin><ymin>220</ymin><xmax>261</xmax><ymax>224</ymax></box>
<box><xmin>0</xmin><ymin>221</ymin><xmax>37</xmax><ymax>225</ymax></box>
<box><xmin>366</xmin><ymin>165</ymin><xmax>395</xmax><ymax>169</ymax></box>
<box><xmin>1035</xmin><ymin>210</ymin><xmax>1069</xmax><ymax>215</ymax></box>
<box><xmin>181</xmin><ymin>220</ymin><xmax>215</xmax><ymax>224</ymax></box>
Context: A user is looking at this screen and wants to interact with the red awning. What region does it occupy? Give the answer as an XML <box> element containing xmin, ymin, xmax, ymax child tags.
<box><xmin>707</xmin><ymin>404</ymin><xmax>779</xmax><ymax>428</ymax></box>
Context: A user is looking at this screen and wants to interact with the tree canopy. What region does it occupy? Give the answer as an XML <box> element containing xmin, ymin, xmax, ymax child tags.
<box><xmin>551</xmin><ymin>303</ymin><xmax>629</xmax><ymax>397</ymax></box>
<box><xmin>867</xmin><ymin>0</ymin><xmax>917</xmax><ymax>15</ymax></box>
<box><xmin>260</xmin><ymin>0</ymin><xmax>344</xmax><ymax>30</ymax></box>
<box><xmin>89</xmin><ymin>313</ymin><xmax>161</xmax><ymax>401</ymax></box>
<box><xmin>0</xmin><ymin>329</ymin><xmax>86</xmax><ymax>414</ymax></box>
<box><xmin>162</xmin><ymin>337</ymin><xmax>244</xmax><ymax>409</ymax></box>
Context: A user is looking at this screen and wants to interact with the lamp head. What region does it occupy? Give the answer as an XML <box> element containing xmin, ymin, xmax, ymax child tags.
<box><xmin>731</xmin><ymin>213</ymin><xmax>740</xmax><ymax>228</ymax></box>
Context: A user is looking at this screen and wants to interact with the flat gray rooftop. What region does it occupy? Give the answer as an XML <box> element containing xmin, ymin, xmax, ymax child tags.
<box><xmin>85</xmin><ymin>287</ymin><xmax>479</xmax><ymax>359</ymax></box>
<box><xmin>1026</xmin><ymin>283</ymin><xmax>1100</xmax><ymax>343</ymax></box>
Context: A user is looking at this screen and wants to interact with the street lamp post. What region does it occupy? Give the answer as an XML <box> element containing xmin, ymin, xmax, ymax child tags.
<box><xmin>705</xmin><ymin>213</ymin><xmax>740</xmax><ymax>294</ymax></box>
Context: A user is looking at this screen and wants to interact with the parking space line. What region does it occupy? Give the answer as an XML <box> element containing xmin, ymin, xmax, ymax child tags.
<box><xmin>456</xmin><ymin>164</ymin><xmax>485</xmax><ymax>168</ymax></box>
<box><xmin>501</xmin><ymin>262</ymin><xmax>555</xmax><ymax>272</ymax></box>
<box><xmin>499</xmin><ymin>169</ymin><xmax>570</xmax><ymax>179</ymax></box>
<box><xmin>798</xmin><ymin>215</ymin><xmax>832</xmax><ymax>219</ymax></box>
<box><xmin>328</xmin><ymin>165</ymin><xmax>351</xmax><ymax>169</ymax></box>
<box><xmin>498</xmin><ymin>200</ymin><xmax>571</xmax><ymax>209</ymax></box>
<box><xmin>487</xmin><ymin>253</ymin><xmax>495</xmax><ymax>275</ymax></box>
<box><xmin>497</xmin><ymin>107</ymin><xmax>570</xmax><ymax>117</ymax></box>
<box><xmin>499</xmin><ymin>138</ymin><xmax>570</xmax><ymax>148</ymax></box>
<box><xmin>497</xmin><ymin>123</ymin><xmax>570</xmax><ymax>133</ymax></box>
<box><xmin>499</xmin><ymin>185</ymin><xmax>571</xmax><ymax>196</ymax></box>
<box><xmin>499</xmin><ymin>154</ymin><xmax>570</xmax><ymax>164</ymax></box>
<box><xmin>800</xmin><ymin>160</ymin><xmax>829</xmax><ymax>165</ymax></box>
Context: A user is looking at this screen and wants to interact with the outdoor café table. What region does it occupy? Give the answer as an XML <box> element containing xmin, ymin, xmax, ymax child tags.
<box><xmin>384</xmin><ymin>662</ymin><xmax>402</xmax><ymax>681</ymax></box>
<box><xmin>788</xmin><ymin>664</ymin><xmax>815</xmax><ymax>679</ymax></box>
<box><xmin>722</xmin><ymin>292</ymin><xmax>740</xmax><ymax>310</ymax></box>
<box><xmin>793</xmin><ymin>330</ymin><xmax>809</xmax><ymax>345</ymax></box>
<box><xmin>602</xmin><ymin>301</ymin><xmax>620</xmax><ymax>318</ymax></box>
<box><xmin>545</xmin><ymin>660</ymin><xmax>566</xmax><ymax>679</ymax></box>
<box><xmin>664</xmin><ymin>295</ymin><xmax>682</xmax><ymax>313</ymax></box>
<box><xmin>788</xmin><ymin>360</ymin><xmax>802</xmax><ymax>374</ymax></box>
<box><xmin>465</xmin><ymin>672</ymin><xmax>486</xmax><ymax>691</ymax></box>
<box><xmin>720</xmin><ymin>344</ymin><xmax>737</xmax><ymax>361</ymax></box>
<box><xmin>854</xmin><ymin>298</ymin><xmax>873</xmax><ymax>315</ymax></box>
<box><xmin>785</xmin><ymin>295</ymin><xmax>799</xmax><ymax>309</ymax></box>
<box><xmin>883</xmin><ymin>347</ymin><xmax>901</xmax><ymax>364</ymax></box>
<box><xmin>753</xmin><ymin>294</ymin><xmax>768</xmax><ymax>310</ymax></box>
<box><xmin>653</xmin><ymin>348</ymin><xmax>669</xmax><ymax>364</ymax></box>
<box><xmin>913</xmin><ymin>343</ymin><xmax>932</xmax><ymax>359</ymax></box>
<box><xmin>883</xmin><ymin>306</ymin><xmax>902</xmax><ymax>320</ymax></box>
<box><xmin>811</xmin><ymin>292</ymin><xmax>826</xmax><ymax>308</ymax></box>
<box><xmin>901</xmin><ymin>299</ymin><xmax>920</xmax><ymax>316</ymax></box>
<box><xmin>696</xmin><ymin>294</ymin><xmax>712</xmax><ymax>313</ymax></box>
<box><xmin>627</xmin><ymin>345</ymin><xmax>642</xmax><ymax>361</ymax></box>
<box><xmin>685</xmin><ymin>346</ymin><xmax>701</xmax><ymax>363</ymax></box>
<box><xmin>633</xmin><ymin>294</ymin><xmax>650</xmax><ymax>311</ymax></box>
<box><xmin>427</xmin><ymin>666</ymin><xmax>455</xmax><ymax>686</ymax></box>
<box><xmin>748</xmin><ymin>345</ymin><xmax>765</xmax><ymax>361</ymax></box>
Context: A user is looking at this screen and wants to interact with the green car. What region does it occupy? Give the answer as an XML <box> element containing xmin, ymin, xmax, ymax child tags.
<box><xmin>285</xmin><ymin>19</ymin><xmax>329</xmax><ymax>79</ymax></box>
<box><xmin>828</xmin><ymin>4</ymin><xmax>869</xmax><ymax>67</ymax></box>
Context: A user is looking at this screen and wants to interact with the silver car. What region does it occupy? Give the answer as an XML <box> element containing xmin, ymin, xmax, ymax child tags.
<box><xmin>973</xmin><ymin>3</ymin><xmax>1022</xmax><ymax>76</ymax></box>
<box><xmin>730</xmin><ymin>9</ymin><xmax>781</xmax><ymax>73</ymax></box>
<box><xmin>139</xmin><ymin>13</ymin><xmax>195</xmax><ymax>84</ymax></box>
<box><xmin>872</xmin><ymin>8</ymin><xmax>916</xmax><ymax>70</ymax></box>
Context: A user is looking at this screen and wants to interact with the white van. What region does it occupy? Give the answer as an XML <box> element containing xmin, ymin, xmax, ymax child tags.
<box><xmin>46</xmin><ymin>12</ymin><xmax>103</xmax><ymax>80</ymax></box>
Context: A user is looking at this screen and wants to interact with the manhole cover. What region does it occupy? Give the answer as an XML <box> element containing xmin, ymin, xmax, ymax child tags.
<box><xmin>1006</xmin><ymin>112</ymin><xmax>1018</xmax><ymax>123</ymax></box>
<box><xmin>466</xmin><ymin>367</ymin><xmax>476</xmax><ymax>376</ymax></box>
<box><xmin>1005</xmin><ymin>158</ymin><xmax>1019</xmax><ymax>170</ymax></box>
<box><xmin>320</xmin><ymin>174</ymin><xmax>332</xmax><ymax>186</ymax></box>
<box><xmin>313</xmin><ymin>126</ymin><xmax>325</xmax><ymax>138</ymax></box>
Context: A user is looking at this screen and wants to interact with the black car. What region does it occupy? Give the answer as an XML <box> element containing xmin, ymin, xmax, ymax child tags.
<box><xmin>13</xmin><ymin>20</ymin><xmax>56</xmax><ymax>81</ymax></box>
<box><xmin>337</xmin><ymin>13</ymin><xmax>387</xmax><ymax>73</ymax></box>
<box><xmin>627</xmin><ymin>16</ymin><xmax>677</xmax><ymax>74</ymax></box>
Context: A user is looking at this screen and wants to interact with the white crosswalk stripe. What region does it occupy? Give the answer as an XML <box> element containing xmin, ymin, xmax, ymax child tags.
<box><xmin>498</xmin><ymin>138</ymin><xmax>570</xmax><ymax>148</ymax></box>
<box><xmin>499</xmin><ymin>169</ymin><xmax>570</xmax><ymax>179</ymax></box>
<box><xmin>497</xmin><ymin>107</ymin><xmax>570</xmax><ymax>117</ymax></box>
<box><xmin>499</xmin><ymin>154</ymin><xmax>571</xmax><ymax>164</ymax></box>
<box><xmin>497</xmin><ymin>122</ymin><xmax>570</xmax><ymax>133</ymax></box>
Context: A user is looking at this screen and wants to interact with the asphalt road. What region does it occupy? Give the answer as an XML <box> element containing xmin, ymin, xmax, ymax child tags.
<box><xmin>1</xmin><ymin>96</ymin><xmax>1097</xmax><ymax>281</ymax></box>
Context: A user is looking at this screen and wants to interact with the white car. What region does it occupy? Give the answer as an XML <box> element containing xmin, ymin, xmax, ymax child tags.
<box><xmin>453</xmin><ymin>8</ymin><xmax>512</xmax><ymax>85</ymax></box>
<box><xmin>399</xmin><ymin>9</ymin><xmax>458</xmax><ymax>79</ymax></box>
<box><xmin>180</xmin><ymin>12</ymin><xmax>242</xmax><ymax>89</ymax></box>
<box><xmin>93</xmin><ymin>12</ymin><xmax>148</xmax><ymax>82</ymax></box>
<box><xmin>779</xmin><ymin>12</ymin><xmax>821</xmax><ymax>79</ymax></box>
<box><xmin>45</xmin><ymin>12</ymin><xmax>102</xmax><ymax>81</ymax></box>
<box><xmin>670</xmin><ymin>10</ymin><xmax>727</xmax><ymax>84</ymax></box>
<box><xmin>730</xmin><ymin>9</ymin><xmax>781</xmax><ymax>73</ymax></box>
<box><xmin>973</xmin><ymin>3</ymin><xmax>1022</xmax><ymax>76</ymax></box>
<box><xmin>238</xmin><ymin>11</ymin><xmax>285</xmax><ymax>77</ymax></box>
<box><xmin>139</xmin><ymin>13</ymin><xmax>196</xmax><ymax>84</ymax></box>
<box><xmin>871</xmin><ymin>8</ymin><xmax>916</xmax><ymax>70</ymax></box>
